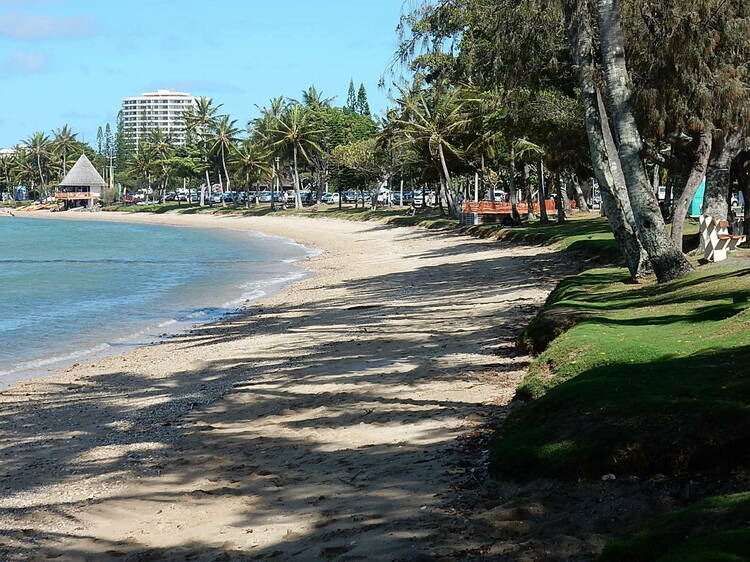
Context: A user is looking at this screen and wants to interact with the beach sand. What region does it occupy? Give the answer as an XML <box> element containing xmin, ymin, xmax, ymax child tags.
<box><xmin>0</xmin><ymin>211</ymin><xmax>570</xmax><ymax>560</ymax></box>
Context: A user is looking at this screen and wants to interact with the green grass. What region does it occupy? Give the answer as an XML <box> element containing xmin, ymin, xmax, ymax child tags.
<box><xmin>601</xmin><ymin>492</ymin><xmax>750</xmax><ymax>562</ymax></box>
<box><xmin>491</xmin><ymin>262</ymin><xmax>750</xmax><ymax>480</ymax></box>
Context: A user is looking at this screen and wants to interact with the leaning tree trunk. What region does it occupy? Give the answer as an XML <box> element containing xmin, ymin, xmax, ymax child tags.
<box><xmin>703</xmin><ymin>130</ymin><xmax>744</xmax><ymax>221</ymax></box>
<box><xmin>563</xmin><ymin>0</ymin><xmax>649</xmax><ymax>279</ymax></box>
<box><xmin>221</xmin><ymin>146</ymin><xmax>231</xmax><ymax>205</ymax></box>
<box><xmin>597</xmin><ymin>0</ymin><xmax>691</xmax><ymax>282</ymax></box>
<box><xmin>671</xmin><ymin>130</ymin><xmax>712</xmax><ymax>249</ymax></box>
<box><xmin>572</xmin><ymin>174</ymin><xmax>590</xmax><ymax>212</ymax></box>
<box><xmin>292</xmin><ymin>144</ymin><xmax>303</xmax><ymax>209</ymax></box>
<box><xmin>437</xmin><ymin>143</ymin><xmax>459</xmax><ymax>218</ymax></box>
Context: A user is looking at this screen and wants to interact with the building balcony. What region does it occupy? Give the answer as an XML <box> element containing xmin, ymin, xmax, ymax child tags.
<box><xmin>55</xmin><ymin>192</ymin><xmax>100</xmax><ymax>200</ymax></box>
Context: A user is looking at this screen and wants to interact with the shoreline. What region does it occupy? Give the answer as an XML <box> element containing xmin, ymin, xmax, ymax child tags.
<box><xmin>1</xmin><ymin>210</ymin><xmax>572</xmax><ymax>560</ymax></box>
<box><xmin>3</xmin><ymin>211</ymin><xmax>319</xmax><ymax>388</ymax></box>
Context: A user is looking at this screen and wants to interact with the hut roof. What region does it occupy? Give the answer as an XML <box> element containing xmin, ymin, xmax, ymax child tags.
<box><xmin>59</xmin><ymin>154</ymin><xmax>106</xmax><ymax>188</ymax></box>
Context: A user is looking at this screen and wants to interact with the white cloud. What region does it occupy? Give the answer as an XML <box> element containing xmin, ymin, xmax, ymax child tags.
<box><xmin>1</xmin><ymin>50</ymin><xmax>49</xmax><ymax>73</ymax></box>
<box><xmin>0</xmin><ymin>11</ymin><xmax>95</xmax><ymax>40</ymax></box>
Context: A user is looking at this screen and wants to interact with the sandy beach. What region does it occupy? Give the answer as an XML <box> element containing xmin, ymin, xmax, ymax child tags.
<box><xmin>0</xmin><ymin>211</ymin><xmax>570</xmax><ymax>560</ymax></box>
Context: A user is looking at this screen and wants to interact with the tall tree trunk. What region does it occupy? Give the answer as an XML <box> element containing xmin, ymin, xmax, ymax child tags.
<box><xmin>509</xmin><ymin>147</ymin><xmax>517</xmax><ymax>203</ymax></box>
<box><xmin>202</xmin><ymin>167</ymin><xmax>209</xmax><ymax>207</ymax></box>
<box><xmin>563</xmin><ymin>0</ymin><xmax>649</xmax><ymax>279</ymax></box>
<box><xmin>437</xmin><ymin>143</ymin><xmax>459</xmax><ymax>218</ymax></box>
<box><xmin>664</xmin><ymin>168</ymin><xmax>686</xmax><ymax>223</ymax></box>
<box><xmin>525</xmin><ymin>164</ymin><xmax>536</xmax><ymax>220</ymax></box>
<box><xmin>597</xmin><ymin>0</ymin><xmax>691</xmax><ymax>282</ymax></box>
<box><xmin>554</xmin><ymin>172</ymin><xmax>566</xmax><ymax>223</ymax></box>
<box><xmin>292</xmin><ymin>144</ymin><xmax>303</xmax><ymax>209</ymax></box>
<box><xmin>572</xmin><ymin>174</ymin><xmax>590</xmax><ymax>212</ymax></box>
<box><xmin>483</xmin><ymin>153</ymin><xmax>493</xmax><ymax>202</ymax></box>
<box><xmin>735</xmin><ymin>152</ymin><xmax>750</xmax><ymax>241</ymax></box>
<box><xmin>703</xmin><ymin>130</ymin><xmax>744</xmax><ymax>220</ymax></box>
<box><xmin>671</xmin><ymin>130</ymin><xmax>712</xmax><ymax>249</ymax></box>
<box><xmin>537</xmin><ymin>160</ymin><xmax>549</xmax><ymax>223</ymax></box>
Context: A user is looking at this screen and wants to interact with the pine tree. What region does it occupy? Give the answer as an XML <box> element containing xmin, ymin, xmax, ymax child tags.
<box><xmin>346</xmin><ymin>80</ymin><xmax>357</xmax><ymax>112</ymax></box>
<box><xmin>114</xmin><ymin>111</ymin><xmax>130</xmax><ymax>173</ymax></box>
<box><xmin>96</xmin><ymin>126</ymin><xmax>104</xmax><ymax>155</ymax></box>
<box><xmin>356</xmin><ymin>83</ymin><xmax>371</xmax><ymax>115</ymax></box>
<box><xmin>104</xmin><ymin>123</ymin><xmax>113</xmax><ymax>158</ymax></box>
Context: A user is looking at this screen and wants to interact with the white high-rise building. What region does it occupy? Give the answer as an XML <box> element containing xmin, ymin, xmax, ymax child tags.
<box><xmin>120</xmin><ymin>89</ymin><xmax>199</xmax><ymax>147</ymax></box>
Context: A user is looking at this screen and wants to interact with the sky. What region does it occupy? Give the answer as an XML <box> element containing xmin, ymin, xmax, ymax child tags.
<box><xmin>0</xmin><ymin>0</ymin><xmax>408</xmax><ymax>148</ymax></box>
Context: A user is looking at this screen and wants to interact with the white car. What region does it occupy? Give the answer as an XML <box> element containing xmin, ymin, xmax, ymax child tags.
<box><xmin>321</xmin><ymin>192</ymin><xmax>340</xmax><ymax>204</ymax></box>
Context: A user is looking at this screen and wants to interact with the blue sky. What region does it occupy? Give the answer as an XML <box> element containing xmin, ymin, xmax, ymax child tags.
<box><xmin>0</xmin><ymin>0</ymin><xmax>407</xmax><ymax>147</ymax></box>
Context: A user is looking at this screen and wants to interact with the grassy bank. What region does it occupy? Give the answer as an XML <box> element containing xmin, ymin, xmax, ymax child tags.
<box><xmin>492</xmin><ymin>261</ymin><xmax>750</xmax><ymax>481</ymax></box>
<box><xmin>601</xmin><ymin>492</ymin><xmax>750</xmax><ymax>562</ymax></box>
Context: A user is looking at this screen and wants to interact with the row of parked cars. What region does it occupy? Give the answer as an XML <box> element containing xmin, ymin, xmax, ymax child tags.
<box><xmin>163</xmin><ymin>189</ymin><xmax>433</xmax><ymax>206</ymax></box>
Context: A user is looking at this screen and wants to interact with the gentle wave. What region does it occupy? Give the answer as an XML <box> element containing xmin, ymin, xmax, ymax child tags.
<box><xmin>0</xmin><ymin>219</ymin><xmax>315</xmax><ymax>386</ymax></box>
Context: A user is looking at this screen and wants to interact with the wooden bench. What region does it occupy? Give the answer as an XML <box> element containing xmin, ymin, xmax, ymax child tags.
<box><xmin>699</xmin><ymin>215</ymin><xmax>746</xmax><ymax>262</ymax></box>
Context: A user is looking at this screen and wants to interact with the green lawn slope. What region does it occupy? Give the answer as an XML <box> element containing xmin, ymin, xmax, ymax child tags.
<box><xmin>600</xmin><ymin>492</ymin><xmax>750</xmax><ymax>562</ymax></box>
<box><xmin>491</xmin><ymin>262</ymin><xmax>750</xmax><ymax>481</ymax></box>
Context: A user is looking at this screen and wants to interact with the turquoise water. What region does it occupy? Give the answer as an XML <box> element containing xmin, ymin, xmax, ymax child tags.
<box><xmin>0</xmin><ymin>217</ymin><xmax>313</xmax><ymax>385</ymax></box>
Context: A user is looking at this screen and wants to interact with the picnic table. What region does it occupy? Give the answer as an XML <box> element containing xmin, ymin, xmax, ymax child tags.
<box><xmin>699</xmin><ymin>215</ymin><xmax>746</xmax><ymax>262</ymax></box>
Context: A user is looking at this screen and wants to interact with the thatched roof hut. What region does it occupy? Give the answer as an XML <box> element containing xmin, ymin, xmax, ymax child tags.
<box><xmin>60</xmin><ymin>154</ymin><xmax>106</xmax><ymax>191</ymax></box>
<box><xmin>57</xmin><ymin>154</ymin><xmax>106</xmax><ymax>209</ymax></box>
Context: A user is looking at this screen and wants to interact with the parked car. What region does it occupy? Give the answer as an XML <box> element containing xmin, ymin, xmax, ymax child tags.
<box><xmin>211</xmin><ymin>193</ymin><xmax>223</xmax><ymax>204</ymax></box>
<box><xmin>164</xmin><ymin>192</ymin><xmax>176</xmax><ymax>201</ymax></box>
<box><xmin>321</xmin><ymin>192</ymin><xmax>340</xmax><ymax>204</ymax></box>
<box><xmin>223</xmin><ymin>191</ymin><xmax>238</xmax><ymax>203</ymax></box>
<box><xmin>339</xmin><ymin>190</ymin><xmax>355</xmax><ymax>203</ymax></box>
<box><xmin>257</xmin><ymin>191</ymin><xmax>272</xmax><ymax>202</ymax></box>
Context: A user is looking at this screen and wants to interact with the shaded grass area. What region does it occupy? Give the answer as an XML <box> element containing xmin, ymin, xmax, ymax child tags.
<box><xmin>601</xmin><ymin>492</ymin><xmax>750</xmax><ymax>562</ymax></box>
<box><xmin>491</xmin><ymin>262</ymin><xmax>750</xmax><ymax>481</ymax></box>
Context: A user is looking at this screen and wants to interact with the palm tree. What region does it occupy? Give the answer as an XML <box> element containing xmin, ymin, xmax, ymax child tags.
<box><xmin>233</xmin><ymin>141</ymin><xmax>272</xmax><ymax>207</ymax></box>
<box><xmin>268</xmin><ymin>104</ymin><xmax>324</xmax><ymax>209</ymax></box>
<box><xmin>144</xmin><ymin>130</ymin><xmax>174</xmax><ymax>201</ymax></box>
<box><xmin>299</xmin><ymin>86</ymin><xmax>335</xmax><ymax>110</ymax></box>
<box><xmin>0</xmin><ymin>153</ymin><xmax>11</xmax><ymax>196</ymax></box>
<box><xmin>10</xmin><ymin>149</ymin><xmax>38</xmax><ymax>197</ymax></box>
<box><xmin>210</xmin><ymin>115</ymin><xmax>240</xmax><ymax>196</ymax></box>
<box><xmin>185</xmin><ymin>97</ymin><xmax>221</xmax><ymax>135</ymax></box>
<box><xmin>23</xmin><ymin>132</ymin><xmax>52</xmax><ymax>190</ymax></box>
<box><xmin>514</xmin><ymin>138</ymin><xmax>549</xmax><ymax>223</ymax></box>
<box><xmin>185</xmin><ymin>98</ymin><xmax>223</xmax><ymax>205</ymax></box>
<box><xmin>127</xmin><ymin>147</ymin><xmax>157</xmax><ymax>201</ymax></box>
<box><xmin>52</xmin><ymin>125</ymin><xmax>78</xmax><ymax>178</ymax></box>
<box><xmin>393</xmin><ymin>84</ymin><xmax>470</xmax><ymax>217</ymax></box>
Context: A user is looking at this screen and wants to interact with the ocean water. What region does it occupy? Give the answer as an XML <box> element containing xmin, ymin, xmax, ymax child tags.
<box><xmin>0</xmin><ymin>217</ymin><xmax>314</xmax><ymax>385</ymax></box>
